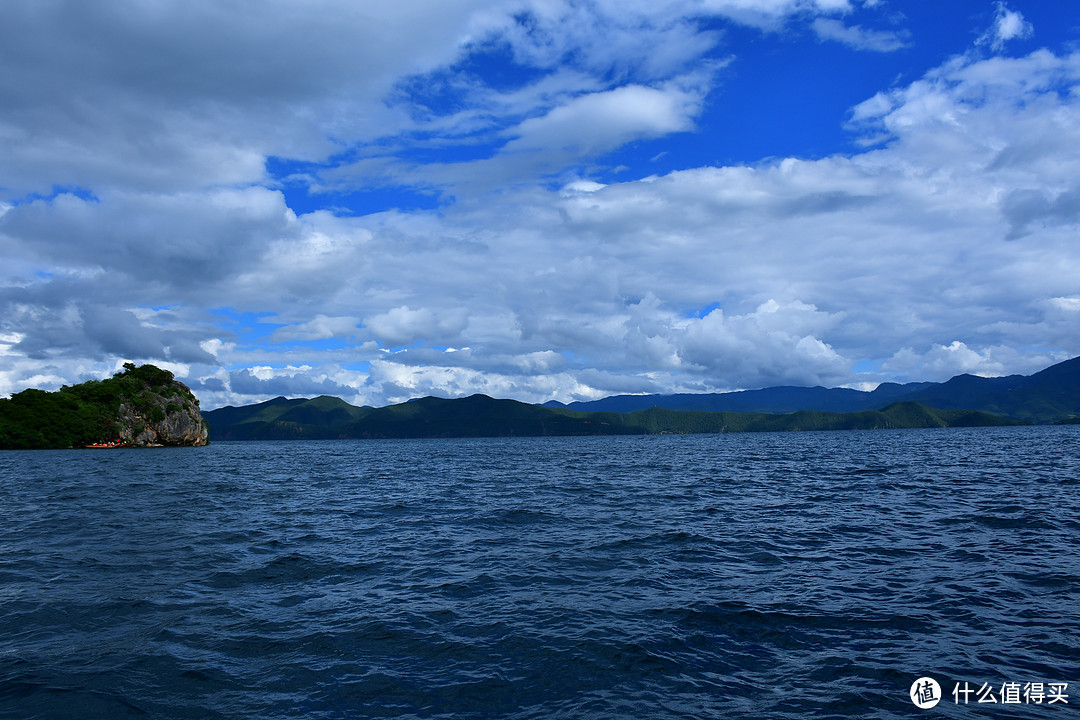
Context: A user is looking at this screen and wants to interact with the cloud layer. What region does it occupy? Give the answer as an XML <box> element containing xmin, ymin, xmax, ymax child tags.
<box><xmin>2</xmin><ymin>1</ymin><xmax>1079</xmax><ymax>408</ymax></box>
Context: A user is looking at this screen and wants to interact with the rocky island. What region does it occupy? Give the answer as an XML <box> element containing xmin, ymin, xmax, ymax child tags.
<box><xmin>0</xmin><ymin>363</ymin><xmax>209</xmax><ymax>449</ymax></box>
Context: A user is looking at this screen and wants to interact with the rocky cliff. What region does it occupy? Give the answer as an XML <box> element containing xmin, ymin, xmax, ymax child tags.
<box><xmin>113</xmin><ymin>368</ymin><xmax>210</xmax><ymax>447</ymax></box>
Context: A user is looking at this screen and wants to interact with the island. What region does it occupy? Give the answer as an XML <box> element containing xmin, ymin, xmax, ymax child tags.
<box><xmin>0</xmin><ymin>363</ymin><xmax>209</xmax><ymax>449</ymax></box>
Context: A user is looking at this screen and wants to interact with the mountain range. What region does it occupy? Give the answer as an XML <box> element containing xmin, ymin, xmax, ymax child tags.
<box><xmin>201</xmin><ymin>356</ymin><xmax>1080</xmax><ymax>440</ymax></box>
<box><xmin>545</xmin><ymin>356</ymin><xmax>1080</xmax><ymax>422</ymax></box>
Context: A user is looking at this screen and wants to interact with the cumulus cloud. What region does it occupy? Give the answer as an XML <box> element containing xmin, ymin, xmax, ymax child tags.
<box><xmin>675</xmin><ymin>300</ymin><xmax>849</xmax><ymax>386</ymax></box>
<box><xmin>365</xmin><ymin>306</ymin><xmax>471</xmax><ymax>348</ymax></box>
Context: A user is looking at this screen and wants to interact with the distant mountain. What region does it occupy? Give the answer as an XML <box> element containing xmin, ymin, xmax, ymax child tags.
<box><xmin>203</xmin><ymin>394</ymin><xmax>1019</xmax><ymax>441</ymax></box>
<box><xmin>551</xmin><ymin>356</ymin><xmax>1080</xmax><ymax>423</ymax></box>
<box><xmin>545</xmin><ymin>382</ymin><xmax>936</xmax><ymax>414</ymax></box>
<box><xmin>896</xmin><ymin>357</ymin><xmax>1080</xmax><ymax>422</ymax></box>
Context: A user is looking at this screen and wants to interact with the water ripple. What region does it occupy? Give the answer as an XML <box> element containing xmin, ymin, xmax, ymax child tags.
<box><xmin>1</xmin><ymin>427</ymin><xmax>1078</xmax><ymax>718</ymax></box>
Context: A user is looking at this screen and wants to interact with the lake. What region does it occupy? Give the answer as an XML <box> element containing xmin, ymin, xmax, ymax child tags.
<box><xmin>1</xmin><ymin>426</ymin><xmax>1078</xmax><ymax>718</ymax></box>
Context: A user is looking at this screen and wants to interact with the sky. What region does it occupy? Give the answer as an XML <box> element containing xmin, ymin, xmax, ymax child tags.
<box><xmin>2</xmin><ymin>0</ymin><xmax>1080</xmax><ymax>410</ymax></box>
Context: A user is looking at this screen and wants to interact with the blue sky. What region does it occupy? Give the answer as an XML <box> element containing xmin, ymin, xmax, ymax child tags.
<box><xmin>2</xmin><ymin>0</ymin><xmax>1080</xmax><ymax>409</ymax></box>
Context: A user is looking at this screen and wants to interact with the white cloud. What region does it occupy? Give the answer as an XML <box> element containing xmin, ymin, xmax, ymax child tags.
<box><xmin>697</xmin><ymin>0</ymin><xmax>853</xmax><ymax>29</ymax></box>
<box><xmin>561</xmin><ymin>180</ymin><xmax>608</xmax><ymax>195</ymax></box>
<box><xmin>879</xmin><ymin>341</ymin><xmax>1065</xmax><ymax>382</ymax></box>
<box><xmin>2</xmin><ymin>4</ymin><xmax>1080</xmax><ymax>409</ymax></box>
<box><xmin>504</xmin><ymin>83</ymin><xmax>700</xmax><ymax>155</ymax></box>
<box><xmin>269</xmin><ymin>316</ymin><xmax>362</xmax><ymax>343</ymax></box>
<box><xmin>492</xmin><ymin>0</ymin><xmax>722</xmax><ymax>80</ymax></box>
<box><xmin>0</xmin><ymin>0</ymin><xmax>502</xmax><ymax>198</ymax></box>
<box><xmin>978</xmin><ymin>2</ymin><xmax>1034</xmax><ymax>53</ymax></box>
<box><xmin>365</xmin><ymin>306</ymin><xmax>471</xmax><ymax>348</ymax></box>
<box><xmin>0</xmin><ymin>187</ymin><xmax>300</xmax><ymax>316</ymax></box>
<box><xmin>676</xmin><ymin>300</ymin><xmax>849</xmax><ymax>386</ymax></box>
<box><xmin>812</xmin><ymin>18</ymin><xmax>910</xmax><ymax>52</ymax></box>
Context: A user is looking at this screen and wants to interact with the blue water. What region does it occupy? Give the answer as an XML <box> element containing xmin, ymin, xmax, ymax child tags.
<box><xmin>1</xmin><ymin>426</ymin><xmax>1078</xmax><ymax>719</ymax></box>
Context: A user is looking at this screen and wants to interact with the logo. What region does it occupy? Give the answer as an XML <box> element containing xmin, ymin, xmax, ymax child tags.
<box><xmin>911</xmin><ymin>677</ymin><xmax>942</xmax><ymax>709</ymax></box>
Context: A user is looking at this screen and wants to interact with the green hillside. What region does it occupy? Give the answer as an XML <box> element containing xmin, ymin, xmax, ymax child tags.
<box><xmin>202</xmin><ymin>395</ymin><xmax>369</xmax><ymax>440</ymax></box>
